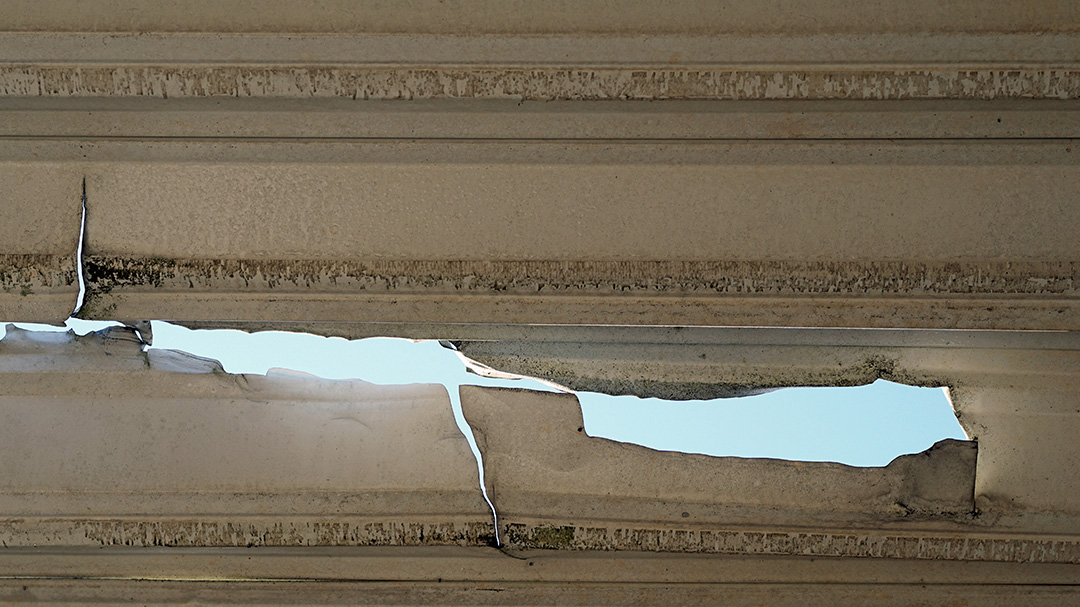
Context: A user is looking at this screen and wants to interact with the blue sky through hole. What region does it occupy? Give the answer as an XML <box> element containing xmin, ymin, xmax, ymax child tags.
<box><xmin>1</xmin><ymin>319</ymin><xmax>966</xmax><ymax>467</ymax></box>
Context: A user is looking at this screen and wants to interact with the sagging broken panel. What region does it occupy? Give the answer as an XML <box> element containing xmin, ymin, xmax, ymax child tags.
<box><xmin>461</xmin><ymin>385</ymin><xmax>977</xmax><ymax>550</ymax></box>
<box><xmin>0</xmin><ymin>325</ymin><xmax>492</xmax><ymax>547</ymax></box>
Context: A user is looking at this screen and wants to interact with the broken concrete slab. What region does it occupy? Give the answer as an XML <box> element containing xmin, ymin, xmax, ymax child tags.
<box><xmin>2</xmin><ymin>0</ymin><xmax>1079</xmax><ymax>602</ymax></box>
<box><xmin>0</xmin><ymin>325</ymin><xmax>492</xmax><ymax>547</ymax></box>
<box><xmin>461</xmin><ymin>385</ymin><xmax>980</xmax><ymax>549</ymax></box>
<box><xmin>460</xmin><ymin>330</ymin><xmax>1080</xmax><ymax>539</ymax></box>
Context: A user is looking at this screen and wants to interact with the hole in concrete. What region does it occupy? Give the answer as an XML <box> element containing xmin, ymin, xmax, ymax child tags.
<box><xmin>0</xmin><ymin>322</ymin><xmax>966</xmax><ymax>522</ymax></box>
<box><xmin>0</xmin><ymin>319</ymin><xmax>560</xmax><ymax>547</ymax></box>
<box><xmin>3</xmin><ymin>321</ymin><xmax>967</xmax><ymax>470</ymax></box>
<box><xmin>578</xmin><ymin>381</ymin><xmax>966</xmax><ymax>467</ymax></box>
<box><xmin>1</xmin><ymin>322</ymin><xmax>967</xmax><ymax>468</ymax></box>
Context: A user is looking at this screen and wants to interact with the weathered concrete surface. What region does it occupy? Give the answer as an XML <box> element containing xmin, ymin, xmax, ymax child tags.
<box><xmin>3</xmin><ymin>547</ymin><xmax>1080</xmax><ymax>606</ymax></box>
<box><xmin>1</xmin><ymin>21</ymin><xmax>1076</xmax><ymax>331</ymax></box>
<box><xmin>959</xmin><ymin>385</ymin><xmax>1080</xmax><ymax>530</ymax></box>
<box><xmin>6</xmin><ymin>63</ymin><xmax>1080</xmax><ymax>101</ymax></box>
<box><xmin>8</xmin><ymin>98</ymin><xmax>1078</xmax><ymax>140</ymax></box>
<box><xmin>0</xmin><ymin>13</ymin><xmax>1076</xmax><ymax>332</ymax></box>
<box><xmin>49</xmin><ymin>139</ymin><xmax>1071</xmax><ymax>262</ymax></box>
<box><xmin>0</xmin><ymin>325</ymin><xmax>491</xmax><ymax>547</ymax></box>
<box><xmin>459</xmin><ymin>327</ymin><xmax>1080</xmax><ymax>548</ymax></box>
<box><xmin>460</xmin><ymin>333</ymin><xmax>1080</xmax><ymax>539</ymax></box>
<box><xmin>461</xmin><ymin>386</ymin><xmax>978</xmax><ymax>540</ymax></box>
<box><xmin>6</xmin><ymin>576</ymin><xmax>1080</xmax><ymax>606</ymax></box>
<box><xmin>1</xmin><ymin>100</ymin><xmax>1062</xmax><ymax>331</ymax></box>
<box><xmin>4</xmin><ymin>0</ymin><xmax>1079</xmax><ymax>34</ymax></box>
<box><xmin>4</xmin><ymin>30</ymin><xmax>1080</xmax><ymax>101</ymax></box>
<box><xmin>32</xmin><ymin>135</ymin><xmax>1073</xmax><ymax>331</ymax></box>
<box><xmin>4</xmin><ymin>546</ymin><xmax>1079</xmax><ymax>585</ymax></box>
<box><xmin>2</xmin><ymin>2</ymin><xmax>1080</xmax><ymax>603</ymax></box>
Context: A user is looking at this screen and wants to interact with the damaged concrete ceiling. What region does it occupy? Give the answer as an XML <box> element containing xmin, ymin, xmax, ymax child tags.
<box><xmin>2</xmin><ymin>325</ymin><xmax>1080</xmax><ymax>603</ymax></box>
<box><xmin>2</xmin><ymin>0</ymin><xmax>1080</xmax><ymax>603</ymax></box>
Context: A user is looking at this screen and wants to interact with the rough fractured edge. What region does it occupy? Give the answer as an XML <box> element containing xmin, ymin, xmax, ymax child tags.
<box><xmin>3</xmin><ymin>66</ymin><xmax>1080</xmax><ymax>100</ymax></box>
<box><xmin>70</xmin><ymin>176</ymin><xmax>86</xmax><ymax>316</ymax></box>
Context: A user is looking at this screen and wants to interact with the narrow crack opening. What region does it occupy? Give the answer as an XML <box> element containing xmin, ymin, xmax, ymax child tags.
<box><xmin>71</xmin><ymin>178</ymin><xmax>87</xmax><ymax>317</ymax></box>
<box><xmin>447</xmin><ymin>388</ymin><xmax>501</xmax><ymax>545</ymax></box>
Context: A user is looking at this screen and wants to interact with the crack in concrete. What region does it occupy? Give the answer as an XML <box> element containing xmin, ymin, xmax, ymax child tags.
<box><xmin>70</xmin><ymin>177</ymin><xmax>86</xmax><ymax>317</ymax></box>
<box><xmin>448</xmin><ymin>387</ymin><xmax>502</xmax><ymax>547</ymax></box>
